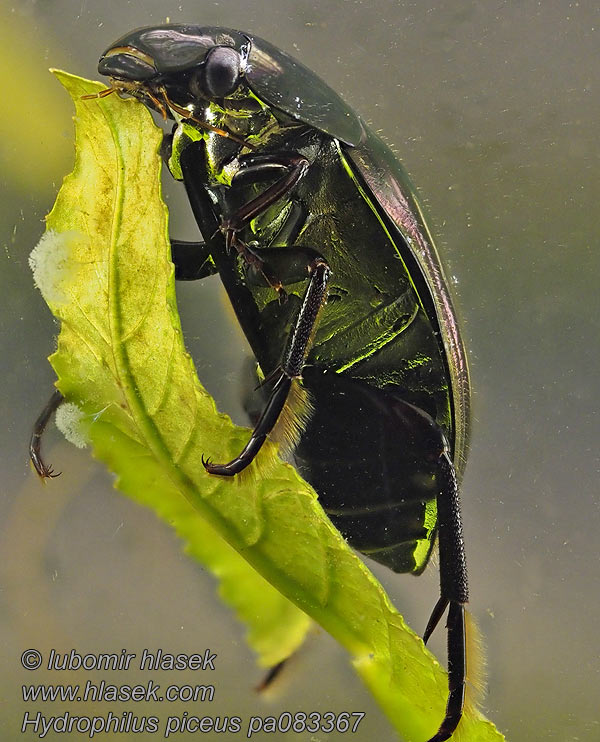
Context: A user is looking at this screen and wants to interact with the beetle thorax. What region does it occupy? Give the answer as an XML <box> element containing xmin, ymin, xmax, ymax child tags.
<box><xmin>199</xmin><ymin>102</ymin><xmax>307</xmax><ymax>187</ymax></box>
<box><xmin>203</xmin><ymin>94</ymin><xmax>280</xmax><ymax>144</ymax></box>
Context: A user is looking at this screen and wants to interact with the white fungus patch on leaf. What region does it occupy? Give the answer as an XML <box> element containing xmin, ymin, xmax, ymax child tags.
<box><xmin>29</xmin><ymin>230</ymin><xmax>83</xmax><ymax>305</ymax></box>
<box><xmin>55</xmin><ymin>402</ymin><xmax>90</xmax><ymax>449</ymax></box>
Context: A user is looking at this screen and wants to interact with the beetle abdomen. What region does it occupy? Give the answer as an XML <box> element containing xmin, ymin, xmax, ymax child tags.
<box><xmin>293</xmin><ymin>368</ymin><xmax>446</xmax><ymax>574</ymax></box>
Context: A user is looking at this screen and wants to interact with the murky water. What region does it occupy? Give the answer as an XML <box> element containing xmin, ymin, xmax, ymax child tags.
<box><xmin>2</xmin><ymin>2</ymin><xmax>599</xmax><ymax>740</ymax></box>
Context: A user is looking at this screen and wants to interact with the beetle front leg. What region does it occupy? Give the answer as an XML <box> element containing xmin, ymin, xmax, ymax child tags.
<box><xmin>203</xmin><ymin>256</ymin><xmax>331</xmax><ymax>476</ymax></box>
<box><xmin>222</xmin><ymin>153</ymin><xmax>308</xmax><ymax>251</ymax></box>
<box><xmin>226</xmin><ymin>152</ymin><xmax>309</xmax><ymax>233</ymax></box>
<box><xmin>423</xmin><ymin>450</ymin><xmax>469</xmax><ymax>742</ymax></box>
<box><xmin>29</xmin><ymin>233</ymin><xmax>213</xmax><ymax>479</ymax></box>
<box><xmin>29</xmin><ymin>389</ymin><xmax>64</xmax><ymax>479</ymax></box>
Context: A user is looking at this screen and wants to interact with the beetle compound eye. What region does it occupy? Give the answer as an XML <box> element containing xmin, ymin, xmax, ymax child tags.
<box><xmin>193</xmin><ymin>46</ymin><xmax>242</xmax><ymax>99</ymax></box>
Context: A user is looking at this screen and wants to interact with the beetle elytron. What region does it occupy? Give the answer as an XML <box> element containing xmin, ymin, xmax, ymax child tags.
<box><xmin>31</xmin><ymin>25</ymin><xmax>472</xmax><ymax>742</ymax></box>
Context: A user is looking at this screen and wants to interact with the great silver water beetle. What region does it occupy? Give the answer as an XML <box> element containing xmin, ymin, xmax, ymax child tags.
<box><xmin>31</xmin><ymin>25</ymin><xmax>473</xmax><ymax>742</ymax></box>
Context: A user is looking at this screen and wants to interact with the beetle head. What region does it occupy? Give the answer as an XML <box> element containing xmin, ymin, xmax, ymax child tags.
<box><xmin>97</xmin><ymin>24</ymin><xmax>364</xmax><ymax>147</ymax></box>
<box><xmin>97</xmin><ymin>26</ymin><xmax>253</xmax><ymax>122</ymax></box>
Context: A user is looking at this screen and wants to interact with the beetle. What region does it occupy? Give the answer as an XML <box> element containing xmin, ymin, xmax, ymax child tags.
<box><xmin>31</xmin><ymin>25</ymin><xmax>472</xmax><ymax>742</ymax></box>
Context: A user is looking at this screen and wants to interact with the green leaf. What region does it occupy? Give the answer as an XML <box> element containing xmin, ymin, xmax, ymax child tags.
<box><xmin>30</xmin><ymin>70</ymin><xmax>310</xmax><ymax>671</ymax></box>
<box><xmin>30</xmin><ymin>70</ymin><xmax>505</xmax><ymax>742</ymax></box>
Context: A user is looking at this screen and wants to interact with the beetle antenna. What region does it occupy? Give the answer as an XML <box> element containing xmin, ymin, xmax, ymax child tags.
<box><xmin>81</xmin><ymin>86</ymin><xmax>118</xmax><ymax>101</ymax></box>
<box><xmin>144</xmin><ymin>88</ymin><xmax>169</xmax><ymax>120</ymax></box>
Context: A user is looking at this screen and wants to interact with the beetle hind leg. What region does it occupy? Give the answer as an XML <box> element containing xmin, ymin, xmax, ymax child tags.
<box><xmin>424</xmin><ymin>450</ymin><xmax>469</xmax><ymax>742</ymax></box>
<box><xmin>425</xmin><ymin>601</ymin><xmax>466</xmax><ymax>742</ymax></box>
<box><xmin>423</xmin><ymin>596</ymin><xmax>449</xmax><ymax>644</ymax></box>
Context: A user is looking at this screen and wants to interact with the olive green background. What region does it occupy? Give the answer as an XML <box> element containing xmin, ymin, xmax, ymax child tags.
<box><xmin>1</xmin><ymin>1</ymin><xmax>598</xmax><ymax>740</ymax></box>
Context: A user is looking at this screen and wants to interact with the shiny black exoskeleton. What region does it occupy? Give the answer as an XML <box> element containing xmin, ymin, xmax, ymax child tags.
<box><xmin>32</xmin><ymin>26</ymin><xmax>472</xmax><ymax>742</ymax></box>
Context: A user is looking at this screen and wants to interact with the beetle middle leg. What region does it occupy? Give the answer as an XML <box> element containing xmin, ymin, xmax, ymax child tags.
<box><xmin>175</xmin><ymin>142</ymin><xmax>333</xmax><ymax>474</ymax></box>
<box><xmin>203</xmin><ymin>253</ymin><xmax>331</xmax><ymax>476</ymax></box>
